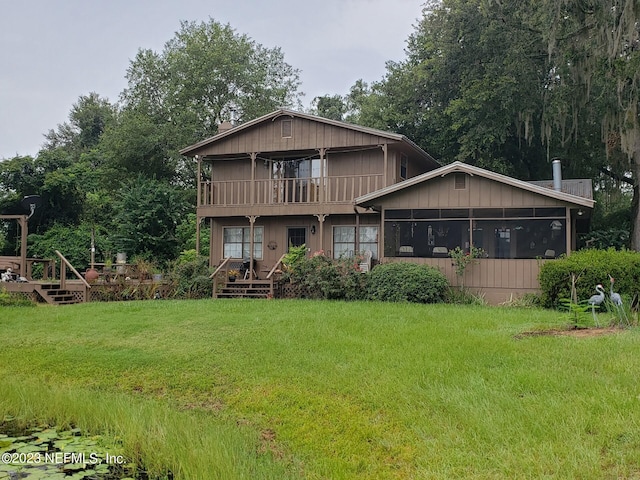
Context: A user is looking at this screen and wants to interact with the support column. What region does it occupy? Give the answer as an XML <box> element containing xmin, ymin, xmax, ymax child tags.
<box><xmin>19</xmin><ymin>215</ymin><xmax>27</xmax><ymax>276</ymax></box>
<box><xmin>318</xmin><ymin>148</ymin><xmax>326</xmax><ymax>204</ymax></box>
<box><xmin>566</xmin><ymin>207</ymin><xmax>572</xmax><ymax>255</ymax></box>
<box><xmin>246</xmin><ymin>215</ymin><xmax>259</xmax><ymax>280</ymax></box>
<box><xmin>314</xmin><ymin>214</ymin><xmax>328</xmax><ymax>252</ymax></box>
<box><xmin>381</xmin><ymin>144</ymin><xmax>388</xmax><ymax>187</ymax></box>
<box><xmin>209</xmin><ymin>218</ymin><xmax>215</xmax><ymax>268</ymax></box>
<box><xmin>195</xmin><ymin>216</ymin><xmax>201</xmax><ymax>255</ymax></box>
<box><xmin>250</xmin><ymin>152</ymin><xmax>257</xmax><ymax>205</ymax></box>
<box><xmin>196</xmin><ymin>155</ymin><xmax>201</xmax><ymax>207</ymax></box>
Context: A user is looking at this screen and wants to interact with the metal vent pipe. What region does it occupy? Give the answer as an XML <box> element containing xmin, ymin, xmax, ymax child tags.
<box><xmin>552</xmin><ymin>158</ymin><xmax>562</xmax><ymax>192</ymax></box>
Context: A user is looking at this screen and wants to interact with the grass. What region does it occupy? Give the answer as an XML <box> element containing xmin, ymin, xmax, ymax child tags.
<box><xmin>1</xmin><ymin>299</ymin><xmax>639</xmax><ymax>479</ymax></box>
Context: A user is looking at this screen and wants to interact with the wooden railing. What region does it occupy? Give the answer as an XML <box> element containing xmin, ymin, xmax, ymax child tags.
<box><xmin>199</xmin><ymin>174</ymin><xmax>383</xmax><ymax>207</ymax></box>
<box><xmin>266</xmin><ymin>253</ymin><xmax>287</xmax><ymax>279</ymax></box>
<box><xmin>210</xmin><ymin>257</ymin><xmax>232</xmax><ymax>279</ymax></box>
<box><xmin>55</xmin><ymin>250</ymin><xmax>91</xmax><ymax>290</ymax></box>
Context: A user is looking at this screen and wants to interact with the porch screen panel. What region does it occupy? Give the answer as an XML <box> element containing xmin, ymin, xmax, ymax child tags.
<box><xmin>384</xmin><ymin>219</ymin><xmax>469</xmax><ymax>257</ymax></box>
<box><xmin>473</xmin><ymin>219</ymin><xmax>565</xmax><ymax>259</ymax></box>
<box><xmin>383</xmin><ymin>208</ymin><xmax>567</xmax><ymax>259</ymax></box>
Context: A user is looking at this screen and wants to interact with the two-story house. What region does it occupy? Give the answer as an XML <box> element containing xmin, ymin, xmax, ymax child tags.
<box><xmin>180</xmin><ymin>109</ymin><xmax>594</xmax><ymax>303</ymax></box>
<box><xmin>180</xmin><ymin>108</ymin><xmax>440</xmax><ymax>270</ymax></box>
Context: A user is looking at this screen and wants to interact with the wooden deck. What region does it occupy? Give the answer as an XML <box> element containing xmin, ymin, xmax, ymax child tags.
<box><xmin>2</xmin><ymin>280</ymin><xmax>87</xmax><ymax>305</ymax></box>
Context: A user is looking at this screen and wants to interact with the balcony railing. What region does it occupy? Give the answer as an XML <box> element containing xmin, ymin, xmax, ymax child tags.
<box><xmin>198</xmin><ymin>174</ymin><xmax>384</xmax><ymax>207</ymax></box>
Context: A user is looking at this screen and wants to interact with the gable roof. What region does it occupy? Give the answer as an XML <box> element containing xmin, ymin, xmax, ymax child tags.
<box><xmin>179</xmin><ymin>109</ymin><xmax>439</xmax><ymax>166</ymax></box>
<box><xmin>355</xmin><ymin>161</ymin><xmax>595</xmax><ymax>209</ymax></box>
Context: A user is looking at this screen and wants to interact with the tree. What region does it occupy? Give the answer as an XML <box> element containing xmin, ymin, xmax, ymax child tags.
<box><xmin>526</xmin><ymin>0</ymin><xmax>640</xmax><ymax>248</ymax></box>
<box><xmin>44</xmin><ymin>93</ymin><xmax>115</xmax><ymax>153</ymax></box>
<box><xmin>105</xmin><ymin>19</ymin><xmax>303</xmax><ymax>184</ymax></box>
<box><xmin>310</xmin><ymin>95</ymin><xmax>347</xmax><ymax>120</ymax></box>
<box><xmin>111</xmin><ymin>176</ymin><xmax>189</xmax><ymax>265</ymax></box>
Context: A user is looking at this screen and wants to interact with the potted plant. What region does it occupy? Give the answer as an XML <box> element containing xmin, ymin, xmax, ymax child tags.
<box><xmin>228</xmin><ymin>269</ymin><xmax>240</xmax><ymax>282</ymax></box>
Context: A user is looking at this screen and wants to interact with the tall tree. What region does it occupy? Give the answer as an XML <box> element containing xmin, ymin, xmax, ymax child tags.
<box><xmin>310</xmin><ymin>95</ymin><xmax>347</xmax><ymax>121</ymax></box>
<box><xmin>526</xmin><ymin>0</ymin><xmax>640</xmax><ymax>248</ymax></box>
<box><xmin>112</xmin><ymin>175</ymin><xmax>189</xmax><ymax>264</ymax></box>
<box><xmin>44</xmin><ymin>92</ymin><xmax>115</xmax><ymax>152</ymax></box>
<box><xmin>104</xmin><ymin>19</ymin><xmax>302</xmax><ymax>185</ymax></box>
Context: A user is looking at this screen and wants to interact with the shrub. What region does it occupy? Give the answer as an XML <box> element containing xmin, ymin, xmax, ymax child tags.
<box><xmin>538</xmin><ymin>248</ymin><xmax>640</xmax><ymax>308</ymax></box>
<box><xmin>168</xmin><ymin>254</ymin><xmax>213</xmax><ymax>299</ymax></box>
<box><xmin>367</xmin><ymin>262</ymin><xmax>449</xmax><ymax>303</ymax></box>
<box><xmin>0</xmin><ymin>288</ymin><xmax>35</xmax><ymax>307</ymax></box>
<box><xmin>289</xmin><ymin>252</ymin><xmax>367</xmax><ymax>300</ymax></box>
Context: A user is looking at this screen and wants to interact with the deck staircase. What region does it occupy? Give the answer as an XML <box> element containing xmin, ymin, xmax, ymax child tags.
<box><xmin>215</xmin><ymin>279</ymin><xmax>274</xmax><ymax>299</ymax></box>
<box><xmin>34</xmin><ymin>283</ymin><xmax>84</xmax><ymax>305</ymax></box>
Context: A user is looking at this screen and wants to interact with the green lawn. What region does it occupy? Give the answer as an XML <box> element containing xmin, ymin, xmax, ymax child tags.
<box><xmin>1</xmin><ymin>299</ymin><xmax>639</xmax><ymax>479</ymax></box>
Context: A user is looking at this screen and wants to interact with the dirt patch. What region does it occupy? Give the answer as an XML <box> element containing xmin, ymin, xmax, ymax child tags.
<box><xmin>516</xmin><ymin>327</ymin><xmax>623</xmax><ymax>339</ymax></box>
<box><xmin>258</xmin><ymin>428</ymin><xmax>285</xmax><ymax>459</ymax></box>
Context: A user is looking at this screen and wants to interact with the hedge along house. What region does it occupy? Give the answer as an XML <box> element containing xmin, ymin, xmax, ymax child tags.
<box><xmin>180</xmin><ymin>109</ymin><xmax>594</xmax><ymax>302</ymax></box>
<box><xmin>179</xmin><ymin>109</ymin><xmax>440</xmax><ymax>292</ymax></box>
<box><xmin>355</xmin><ymin>161</ymin><xmax>594</xmax><ymax>303</ymax></box>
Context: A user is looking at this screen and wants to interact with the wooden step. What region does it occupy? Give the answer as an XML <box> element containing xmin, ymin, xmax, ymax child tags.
<box><xmin>35</xmin><ymin>284</ymin><xmax>83</xmax><ymax>305</ymax></box>
<box><xmin>215</xmin><ymin>279</ymin><xmax>273</xmax><ymax>299</ymax></box>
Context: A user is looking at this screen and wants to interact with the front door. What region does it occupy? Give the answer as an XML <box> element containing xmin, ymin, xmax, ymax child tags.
<box><xmin>287</xmin><ymin>227</ymin><xmax>306</xmax><ymax>249</ymax></box>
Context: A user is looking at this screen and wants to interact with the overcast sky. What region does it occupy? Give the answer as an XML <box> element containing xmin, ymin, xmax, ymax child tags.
<box><xmin>0</xmin><ymin>0</ymin><xmax>424</xmax><ymax>159</ymax></box>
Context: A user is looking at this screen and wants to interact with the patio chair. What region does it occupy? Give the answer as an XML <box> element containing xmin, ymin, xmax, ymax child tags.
<box><xmin>359</xmin><ymin>250</ymin><xmax>372</xmax><ymax>273</ymax></box>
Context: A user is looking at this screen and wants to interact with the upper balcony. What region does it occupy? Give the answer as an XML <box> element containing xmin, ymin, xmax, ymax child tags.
<box><xmin>197</xmin><ymin>174</ymin><xmax>384</xmax><ymax>216</ymax></box>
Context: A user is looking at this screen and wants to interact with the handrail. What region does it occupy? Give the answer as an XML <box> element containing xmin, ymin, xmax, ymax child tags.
<box><xmin>55</xmin><ymin>250</ymin><xmax>91</xmax><ymax>289</ymax></box>
<box><xmin>266</xmin><ymin>253</ymin><xmax>287</xmax><ymax>279</ymax></box>
<box><xmin>210</xmin><ymin>256</ymin><xmax>232</xmax><ymax>279</ymax></box>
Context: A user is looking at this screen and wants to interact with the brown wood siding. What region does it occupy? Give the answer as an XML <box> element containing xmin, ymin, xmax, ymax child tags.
<box><xmin>213</xmin><ymin>158</ymin><xmax>252</xmax><ymax>181</ymax></box>
<box><xmin>327</xmin><ymin>150</ymin><xmax>383</xmax><ymax>177</ymax></box>
<box><xmin>380</xmin><ymin>174</ymin><xmax>574</xmax><ymax>209</ymax></box>
<box><xmin>197</xmin><ymin>116</ymin><xmax>399</xmax><ymax>156</ymax></box>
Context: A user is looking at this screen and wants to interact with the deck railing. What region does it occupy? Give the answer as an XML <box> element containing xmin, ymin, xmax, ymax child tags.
<box><xmin>199</xmin><ymin>174</ymin><xmax>383</xmax><ymax>207</ymax></box>
<box><xmin>55</xmin><ymin>250</ymin><xmax>91</xmax><ymax>290</ymax></box>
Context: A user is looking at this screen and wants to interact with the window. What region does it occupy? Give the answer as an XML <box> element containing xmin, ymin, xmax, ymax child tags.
<box><xmin>333</xmin><ymin>226</ymin><xmax>379</xmax><ymax>259</ymax></box>
<box><xmin>287</xmin><ymin>227</ymin><xmax>306</xmax><ymax>248</ymax></box>
<box><xmin>334</xmin><ymin>226</ymin><xmax>356</xmax><ymax>259</ymax></box>
<box><xmin>359</xmin><ymin>226</ymin><xmax>379</xmax><ymax>259</ymax></box>
<box><xmin>400</xmin><ymin>154</ymin><xmax>408</xmax><ymax>180</ymax></box>
<box><xmin>281</xmin><ymin>119</ymin><xmax>292</xmax><ymax>138</ymax></box>
<box><xmin>271</xmin><ymin>156</ymin><xmax>326</xmax><ymax>203</ymax></box>
<box><xmin>223</xmin><ymin>227</ymin><xmax>263</xmax><ymax>259</ymax></box>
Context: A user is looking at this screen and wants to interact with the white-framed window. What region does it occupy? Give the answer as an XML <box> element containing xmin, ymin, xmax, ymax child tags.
<box><xmin>333</xmin><ymin>226</ymin><xmax>379</xmax><ymax>259</ymax></box>
<box><xmin>359</xmin><ymin>226</ymin><xmax>379</xmax><ymax>258</ymax></box>
<box><xmin>223</xmin><ymin>226</ymin><xmax>263</xmax><ymax>259</ymax></box>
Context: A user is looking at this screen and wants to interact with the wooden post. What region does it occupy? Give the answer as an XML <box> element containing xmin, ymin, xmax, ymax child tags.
<box><xmin>314</xmin><ymin>214</ymin><xmax>327</xmax><ymax>252</ymax></box>
<box><xmin>250</xmin><ymin>153</ymin><xmax>257</xmax><ymax>205</ymax></box>
<box><xmin>381</xmin><ymin>144</ymin><xmax>388</xmax><ymax>187</ymax></box>
<box><xmin>195</xmin><ymin>216</ymin><xmax>201</xmax><ymax>255</ymax></box>
<box><xmin>246</xmin><ymin>215</ymin><xmax>259</xmax><ymax>281</ymax></box>
<box><xmin>19</xmin><ymin>215</ymin><xmax>27</xmax><ymax>277</ymax></box>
